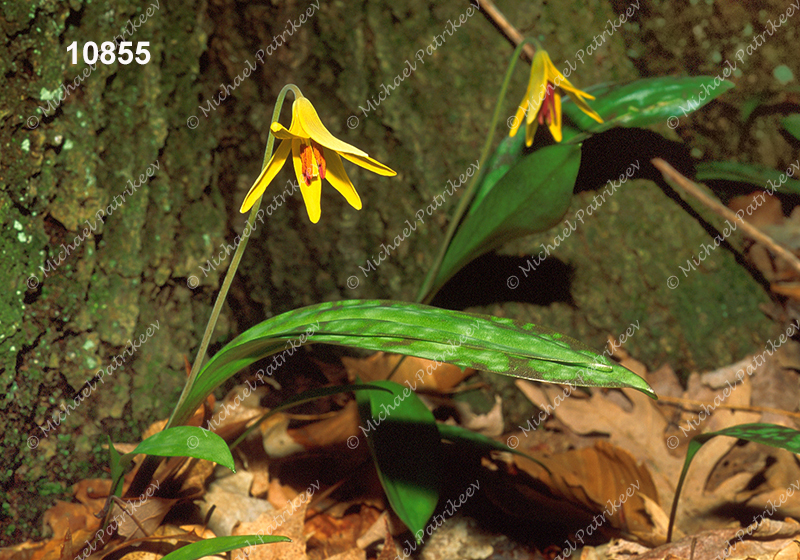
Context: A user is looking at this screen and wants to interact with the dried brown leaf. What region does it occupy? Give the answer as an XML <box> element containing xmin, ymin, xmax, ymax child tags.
<box><xmin>232</xmin><ymin>501</ymin><xmax>308</xmax><ymax>560</ymax></box>
<box><xmin>305</xmin><ymin>505</ymin><xmax>381</xmax><ymax>558</ymax></box>
<box><xmin>342</xmin><ymin>352</ymin><xmax>473</xmax><ymax>392</ymax></box>
<box><xmin>113</xmin><ymin>496</ymin><xmax>176</xmax><ymax>538</ymax></box>
<box><xmin>42</xmin><ymin>501</ymin><xmax>101</xmax><ymax>541</ymax></box>
<box><xmin>287</xmin><ymin>401</ymin><xmax>361</xmax><ymax>450</ymax></box>
<box><xmin>451</xmin><ymin>395</ymin><xmax>504</xmax><ymax>437</ymax></box>
<box><xmin>514</xmin><ymin>441</ymin><xmax>662</xmax><ymax>544</ymax></box>
<box><xmin>322</xmin><ymin>549</ymin><xmax>366</xmax><ymax>560</ymax></box>
<box><xmin>635</xmin><ymin>520</ymin><xmax>800</xmax><ymax>560</ymax></box>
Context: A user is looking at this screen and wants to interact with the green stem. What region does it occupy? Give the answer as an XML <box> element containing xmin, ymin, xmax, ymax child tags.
<box><xmin>416</xmin><ymin>39</ymin><xmax>537</xmax><ymax>303</ymax></box>
<box><xmin>167</xmin><ymin>83</ymin><xmax>302</xmax><ymax>428</ymax></box>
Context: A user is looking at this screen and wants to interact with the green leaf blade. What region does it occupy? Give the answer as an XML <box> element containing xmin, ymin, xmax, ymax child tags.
<box><xmin>563</xmin><ymin>76</ymin><xmax>735</xmax><ymax>133</ymax></box>
<box><xmin>695</xmin><ymin>160</ymin><xmax>800</xmax><ymax>196</ymax></box>
<box><xmin>169</xmin><ymin>301</ymin><xmax>654</xmax><ymax>428</ymax></box>
<box><xmin>783</xmin><ymin>114</ymin><xmax>800</xmax><ymax>141</ymax></box>
<box><xmin>469</xmin><ymin>132</ymin><xmax>527</xmax><ymax>213</ymax></box>
<box><xmin>668</xmin><ymin>423</ymin><xmax>800</xmax><ymax>542</ymax></box>
<box><xmin>160</xmin><ymin>535</ymin><xmax>290</xmax><ymax>560</ymax></box>
<box><xmin>356</xmin><ymin>380</ymin><xmax>441</xmax><ymax>542</ymax></box>
<box><xmin>108</xmin><ymin>435</ymin><xmax>125</xmax><ymax>498</ymax></box>
<box><xmin>132</xmin><ymin>426</ymin><xmax>235</xmax><ymax>472</ymax></box>
<box><xmin>433</xmin><ymin>144</ymin><xmax>582</xmax><ymax>293</ymax></box>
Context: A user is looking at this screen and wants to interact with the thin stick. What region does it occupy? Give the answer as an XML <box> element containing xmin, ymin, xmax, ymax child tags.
<box><xmin>110</xmin><ymin>495</ymin><xmax>150</xmax><ymax>539</ymax></box>
<box><xmin>475</xmin><ymin>0</ymin><xmax>535</xmax><ymax>62</ymax></box>
<box><xmin>652</xmin><ymin>158</ymin><xmax>800</xmax><ymax>278</ymax></box>
<box><xmin>657</xmin><ymin>394</ymin><xmax>800</xmax><ymax>419</ymax></box>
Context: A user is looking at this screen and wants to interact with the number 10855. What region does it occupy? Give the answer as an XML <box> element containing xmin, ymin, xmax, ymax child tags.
<box><xmin>66</xmin><ymin>41</ymin><xmax>150</xmax><ymax>65</ymax></box>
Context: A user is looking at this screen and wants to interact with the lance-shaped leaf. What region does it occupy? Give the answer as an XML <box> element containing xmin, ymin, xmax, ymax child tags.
<box><xmin>783</xmin><ymin>114</ymin><xmax>800</xmax><ymax>141</ymax></box>
<box><xmin>431</xmin><ymin>144</ymin><xmax>581</xmax><ymax>294</ymax></box>
<box><xmin>160</xmin><ymin>535</ymin><xmax>290</xmax><ymax>560</ymax></box>
<box><xmin>168</xmin><ymin>300</ymin><xmax>654</xmax><ymax>428</ymax></box>
<box><xmin>563</xmin><ymin>76</ymin><xmax>735</xmax><ymax>135</ymax></box>
<box><xmin>469</xmin><ymin>132</ymin><xmax>527</xmax><ymax>213</ymax></box>
<box><xmin>667</xmin><ymin>423</ymin><xmax>800</xmax><ymax>542</ymax></box>
<box><xmin>356</xmin><ymin>380</ymin><xmax>441</xmax><ymax>542</ymax></box>
<box><xmin>132</xmin><ymin>426</ymin><xmax>235</xmax><ymax>472</ymax></box>
<box><xmin>429</xmin><ymin>77</ymin><xmax>735</xmax><ymax>298</ymax></box>
<box><xmin>695</xmin><ymin>160</ymin><xmax>800</xmax><ymax>196</ymax></box>
<box><xmin>108</xmin><ymin>435</ymin><xmax>125</xmax><ymax>498</ymax></box>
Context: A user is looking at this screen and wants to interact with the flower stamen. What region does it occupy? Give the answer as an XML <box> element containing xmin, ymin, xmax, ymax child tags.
<box><xmin>300</xmin><ymin>140</ymin><xmax>327</xmax><ymax>185</ymax></box>
<box><xmin>538</xmin><ymin>83</ymin><xmax>556</xmax><ymax>126</ymax></box>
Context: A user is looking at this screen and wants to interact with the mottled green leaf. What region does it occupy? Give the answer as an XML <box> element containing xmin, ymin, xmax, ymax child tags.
<box><xmin>563</xmin><ymin>76</ymin><xmax>735</xmax><ymax>135</ymax></box>
<box><xmin>668</xmin><ymin>423</ymin><xmax>800</xmax><ymax>542</ymax></box>
<box><xmin>168</xmin><ymin>300</ymin><xmax>654</xmax><ymax>427</ymax></box>
<box><xmin>356</xmin><ymin>380</ymin><xmax>440</xmax><ymax>542</ymax></box>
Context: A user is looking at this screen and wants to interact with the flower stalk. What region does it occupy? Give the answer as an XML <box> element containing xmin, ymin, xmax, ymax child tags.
<box><xmin>167</xmin><ymin>84</ymin><xmax>302</xmax><ymax>428</ymax></box>
<box><xmin>416</xmin><ymin>39</ymin><xmax>537</xmax><ymax>303</ymax></box>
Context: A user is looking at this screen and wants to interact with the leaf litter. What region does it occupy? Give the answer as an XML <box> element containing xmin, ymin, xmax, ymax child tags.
<box><xmin>5</xmin><ymin>338</ymin><xmax>800</xmax><ymax>560</ymax></box>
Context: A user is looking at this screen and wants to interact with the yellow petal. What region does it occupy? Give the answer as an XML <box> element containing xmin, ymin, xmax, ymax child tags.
<box><xmin>270</xmin><ymin>121</ymin><xmax>299</xmax><ymax>140</ymax></box>
<box><xmin>338</xmin><ymin>152</ymin><xmax>397</xmax><ymax>176</ymax></box>
<box><xmin>564</xmin><ymin>90</ymin><xmax>604</xmax><ymax>124</ymax></box>
<box><xmin>240</xmin><ymin>139</ymin><xmax>292</xmax><ymax>213</ymax></box>
<box><xmin>525</xmin><ymin>118</ymin><xmax>538</xmax><ymax>147</ymax></box>
<box><xmin>530</xmin><ymin>51</ymin><xmax>548</xmax><ymax>93</ymax></box>
<box><xmin>538</xmin><ymin>49</ymin><xmax>604</xmax><ymax>127</ymax></box>
<box><xmin>509</xmin><ymin>102</ymin><xmax>526</xmax><ymax>138</ymax></box>
<box><xmin>292</xmin><ymin>97</ymin><xmax>370</xmax><ymax>157</ymax></box>
<box><xmin>558</xmin><ymin>83</ymin><xmax>596</xmax><ymax>100</ymax></box>
<box><xmin>540</xmin><ymin>51</ymin><xmax>603</xmax><ymax>125</ymax></box>
<box><xmin>540</xmin><ymin>50</ymin><xmax>562</xmax><ymax>84</ymax></box>
<box><xmin>524</xmin><ymin>52</ymin><xmax>548</xmax><ymax>126</ymax></box>
<box><xmin>525</xmin><ymin>89</ymin><xmax>543</xmax><ymax>126</ymax></box>
<box><xmin>548</xmin><ymin>93</ymin><xmax>563</xmax><ymax>142</ymax></box>
<box><xmin>510</xmin><ymin>76</ymin><xmax>538</xmax><ymax>138</ymax></box>
<box><xmin>323</xmin><ymin>149</ymin><xmax>362</xmax><ymax>211</ymax></box>
<box><xmin>291</xmin><ymin>139</ymin><xmax>322</xmax><ymax>223</ymax></box>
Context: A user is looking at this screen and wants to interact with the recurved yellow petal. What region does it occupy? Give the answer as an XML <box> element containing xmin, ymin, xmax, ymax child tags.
<box><xmin>525</xmin><ymin>117</ymin><xmax>538</xmax><ymax>147</ymax></box>
<box><xmin>240</xmin><ymin>139</ymin><xmax>292</xmax><ymax>213</ymax></box>
<box><xmin>564</xmin><ymin>90</ymin><xmax>604</xmax><ymax>124</ymax></box>
<box><xmin>270</xmin><ymin>121</ymin><xmax>296</xmax><ymax>140</ymax></box>
<box><xmin>292</xmin><ymin>97</ymin><xmax>369</xmax><ymax>157</ymax></box>
<box><xmin>524</xmin><ymin>53</ymin><xmax>548</xmax><ymax>125</ymax></box>
<box><xmin>240</xmin><ymin>94</ymin><xmax>396</xmax><ymax>221</ymax></box>
<box><xmin>323</xmin><ymin>149</ymin><xmax>362</xmax><ymax>211</ymax></box>
<box><xmin>338</xmin><ymin>152</ymin><xmax>397</xmax><ymax>176</ymax></box>
<box><xmin>510</xmin><ymin>102</ymin><xmax>526</xmax><ymax>138</ymax></box>
<box><xmin>509</xmin><ymin>48</ymin><xmax>603</xmax><ymax>144</ymax></box>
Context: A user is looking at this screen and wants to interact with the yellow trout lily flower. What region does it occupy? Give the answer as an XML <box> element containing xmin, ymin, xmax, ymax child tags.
<box><xmin>240</xmin><ymin>96</ymin><xmax>396</xmax><ymax>223</ymax></box>
<box><xmin>510</xmin><ymin>49</ymin><xmax>603</xmax><ymax>145</ymax></box>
